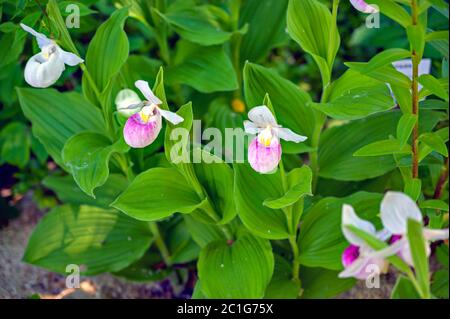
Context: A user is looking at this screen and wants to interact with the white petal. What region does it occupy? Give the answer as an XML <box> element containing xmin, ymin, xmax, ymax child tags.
<box><xmin>380</xmin><ymin>192</ymin><xmax>422</xmax><ymax>235</ymax></box>
<box><xmin>423</xmin><ymin>228</ymin><xmax>449</xmax><ymax>242</ymax></box>
<box><xmin>135</xmin><ymin>80</ymin><xmax>162</xmax><ymax>105</ymax></box>
<box><xmin>115</xmin><ymin>89</ymin><xmax>143</xmax><ymax>117</ymax></box>
<box><xmin>20</xmin><ymin>23</ymin><xmax>52</xmax><ymax>49</ymax></box>
<box><xmin>338</xmin><ymin>256</ymin><xmax>367</xmax><ymax>278</ymax></box>
<box><xmin>24</xmin><ymin>52</ymin><xmax>65</xmax><ymax>88</ymax></box>
<box><xmin>275</xmin><ymin>127</ymin><xmax>307</xmax><ymax>143</ymax></box>
<box><xmin>248</xmin><ymin>105</ymin><xmax>277</xmax><ymax>127</ymax></box>
<box><xmin>158</xmin><ymin>108</ymin><xmax>184</xmax><ymax>125</ymax></box>
<box><xmin>59</xmin><ymin>49</ymin><xmax>84</xmax><ymax>66</ymax></box>
<box><xmin>342</xmin><ymin>204</ymin><xmax>377</xmax><ymax>247</ymax></box>
<box><xmin>376</xmin><ymin>228</ymin><xmax>392</xmax><ymax>241</ymax></box>
<box><xmin>243</xmin><ymin>120</ymin><xmax>260</xmax><ymax>135</ymax></box>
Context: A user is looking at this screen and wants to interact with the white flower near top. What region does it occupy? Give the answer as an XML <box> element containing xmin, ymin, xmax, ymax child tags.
<box><xmin>20</xmin><ymin>23</ymin><xmax>84</xmax><ymax>88</ymax></box>
<box><xmin>244</xmin><ymin>105</ymin><xmax>307</xmax><ymax>174</ymax></box>
<box><xmin>339</xmin><ymin>204</ymin><xmax>389</xmax><ymax>279</ymax></box>
<box><xmin>380</xmin><ymin>192</ymin><xmax>449</xmax><ymax>266</ymax></box>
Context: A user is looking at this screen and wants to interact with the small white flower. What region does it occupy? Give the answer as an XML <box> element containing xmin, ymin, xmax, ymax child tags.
<box><xmin>379</xmin><ymin>192</ymin><xmax>449</xmax><ymax>266</ymax></box>
<box><xmin>20</xmin><ymin>23</ymin><xmax>84</xmax><ymax>88</ymax></box>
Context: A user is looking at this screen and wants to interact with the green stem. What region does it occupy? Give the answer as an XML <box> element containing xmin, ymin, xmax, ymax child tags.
<box><xmin>149</xmin><ymin>222</ymin><xmax>172</xmax><ymax>267</ymax></box>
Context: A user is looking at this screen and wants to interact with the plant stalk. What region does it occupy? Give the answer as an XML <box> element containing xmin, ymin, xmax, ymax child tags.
<box><xmin>149</xmin><ymin>222</ymin><xmax>172</xmax><ymax>267</ymax></box>
<box><xmin>411</xmin><ymin>0</ymin><xmax>420</xmax><ymax>179</ymax></box>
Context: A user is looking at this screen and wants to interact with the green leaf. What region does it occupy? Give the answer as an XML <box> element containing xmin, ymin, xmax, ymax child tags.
<box><xmin>239</xmin><ymin>0</ymin><xmax>288</xmax><ymax>63</ymax></box>
<box><xmin>83</xmin><ymin>7</ymin><xmax>129</xmax><ymax>103</ymax></box>
<box><xmin>312</xmin><ymin>84</ymin><xmax>395</xmax><ymax>120</ymax></box>
<box><xmin>155</xmin><ymin>7</ymin><xmax>231</xmax><ymax>46</ymax></box>
<box><xmin>419</xmin><ymin>199</ymin><xmax>449</xmax><ymax>212</ymax></box>
<box><xmin>345</xmin><ymin>62</ymin><xmax>412</xmax><ymax>88</ymax></box>
<box><xmin>234</xmin><ymin>163</ymin><xmax>289</xmax><ymax>239</ymax></box>
<box><xmin>0</xmin><ymin>122</ymin><xmax>30</xmax><ymax>168</ymax></box>
<box><xmin>62</xmin><ymin>132</ymin><xmax>129</xmax><ymax>197</ymax></box>
<box><xmin>165</xmin><ymin>218</ymin><xmax>200</xmax><ymax>264</ymax></box>
<box><xmin>354</xmin><ymin>139</ymin><xmax>412</xmax><ymax>157</ymax></box>
<box><xmin>404</xmin><ymin>178</ymin><xmax>422</xmax><ymax>201</ymax></box>
<box><xmin>23</xmin><ymin>205</ymin><xmax>152</xmax><ymax>275</ymax></box>
<box><xmin>365</xmin><ymin>0</ymin><xmax>411</xmax><ymax>28</ymax></box>
<box><xmin>43</xmin><ymin>174</ymin><xmax>128</xmax><ymax>208</ymax></box>
<box><xmin>46</xmin><ymin>0</ymin><xmax>78</xmax><ymax>53</ymax></box>
<box><xmin>431</xmin><ymin>269</ymin><xmax>449</xmax><ymax>299</ymax></box>
<box><xmin>166</xmin><ymin>40</ymin><xmax>237</xmax><ymax>93</ymax></box>
<box><xmin>353</xmin><ymin>48</ymin><xmax>411</xmax><ymax>73</ymax></box>
<box><xmin>264</xmin><ymin>255</ymin><xmax>301</xmax><ymax>299</ymax></box>
<box><xmin>197</xmin><ymin>232</ymin><xmax>274</xmax><ymax>299</ymax></box>
<box><xmin>407</xmin><ymin>25</ymin><xmax>425</xmax><ymax>59</ymax></box>
<box><xmin>419</xmin><ymin>132</ymin><xmax>448</xmax><ymax>157</ymax></box>
<box><xmin>17</xmin><ymin>88</ymin><xmax>105</xmax><ymax>168</ymax></box>
<box><xmin>243</xmin><ymin>62</ymin><xmax>315</xmax><ymax>154</ymax></box>
<box><xmin>300</xmin><ymin>267</ymin><xmax>356</xmax><ymax>299</ymax></box>
<box><xmin>298</xmin><ymin>192</ymin><xmax>383</xmax><ymax>270</ymax></box>
<box><xmin>419</xmin><ymin>74</ymin><xmax>449</xmax><ymax>101</ymax></box>
<box><xmin>397</xmin><ymin>114</ymin><xmax>418</xmax><ymax>147</ymax></box>
<box><xmin>264</xmin><ymin>166</ymin><xmax>312</xmax><ymax>209</ymax></box>
<box><xmin>112</xmin><ymin>167</ymin><xmax>203</xmax><ymax>221</ymax></box>
<box><xmin>193</xmin><ymin>150</ymin><xmax>236</xmax><ymax>224</ymax></box>
<box><xmin>184</xmin><ymin>215</ymin><xmax>226</xmax><ymax>248</ymax></box>
<box><xmin>407</xmin><ymin>219</ymin><xmax>431</xmax><ymax>298</ymax></box>
<box><xmin>287</xmin><ymin>0</ymin><xmax>340</xmax><ymax>84</ymax></box>
<box><xmin>391</xmin><ymin>276</ymin><xmax>421</xmax><ymax>299</ymax></box>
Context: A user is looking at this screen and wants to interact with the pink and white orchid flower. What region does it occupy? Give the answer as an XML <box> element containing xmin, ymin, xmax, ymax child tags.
<box><xmin>339</xmin><ymin>204</ymin><xmax>389</xmax><ymax>279</ymax></box>
<box><xmin>117</xmin><ymin>80</ymin><xmax>184</xmax><ymax>148</ymax></box>
<box><xmin>244</xmin><ymin>106</ymin><xmax>307</xmax><ymax>174</ymax></box>
<box><xmin>380</xmin><ymin>192</ymin><xmax>449</xmax><ymax>266</ymax></box>
<box><xmin>349</xmin><ymin>0</ymin><xmax>378</xmax><ymax>14</ymax></box>
<box><xmin>20</xmin><ymin>23</ymin><xmax>83</xmax><ymax>88</ymax></box>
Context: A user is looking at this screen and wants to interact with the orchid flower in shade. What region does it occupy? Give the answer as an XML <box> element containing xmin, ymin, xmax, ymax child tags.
<box><xmin>20</xmin><ymin>23</ymin><xmax>83</xmax><ymax>88</ymax></box>
<box><xmin>244</xmin><ymin>106</ymin><xmax>307</xmax><ymax>174</ymax></box>
<box><xmin>118</xmin><ymin>80</ymin><xmax>184</xmax><ymax>149</ymax></box>
<box><xmin>339</xmin><ymin>204</ymin><xmax>390</xmax><ymax>280</ymax></box>
<box><xmin>349</xmin><ymin>0</ymin><xmax>378</xmax><ymax>13</ymax></box>
<box><xmin>379</xmin><ymin>192</ymin><xmax>449</xmax><ymax>266</ymax></box>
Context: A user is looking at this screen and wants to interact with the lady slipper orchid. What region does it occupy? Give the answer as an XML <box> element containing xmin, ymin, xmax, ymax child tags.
<box><xmin>379</xmin><ymin>192</ymin><xmax>449</xmax><ymax>266</ymax></box>
<box><xmin>244</xmin><ymin>106</ymin><xmax>307</xmax><ymax>174</ymax></box>
<box><xmin>118</xmin><ymin>80</ymin><xmax>184</xmax><ymax>148</ymax></box>
<box><xmin>20</xmin><ymin>23</ymin><xmax>83</xmax><ymax>88</ymax></box>
<box><xmin>339</xmin><ymin>204</ymin><xmax>389</xmax><ymax>279</ymax></box>
<box><xmin>349</xmin><ymin>0</ymin><xmax>378</xmax><ymax>13</ymax></box>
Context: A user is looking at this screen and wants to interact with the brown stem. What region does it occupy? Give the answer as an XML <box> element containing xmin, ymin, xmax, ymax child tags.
<box><xmin>411</xmin><ymin>0</ymin><xmax>420</xmax><ymax>179</ymax></box>
<box><xmin>433</xmin><ymin>157</ymin><xmax>449</xmax><ymax>199</ymax></box>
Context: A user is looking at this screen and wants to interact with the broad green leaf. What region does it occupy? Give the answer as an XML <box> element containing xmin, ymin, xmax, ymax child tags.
<box><xmin>112</xmin><ymin>167</ymin><xmax>203</xmax><ymax>221</ymax></box>
<box><xmin>419</xmin><ymin>132</ymin><xmax>448</xmax><ymax>157</ymax></box>
<box><xmin>391</xmin><ymin>276</ymin><xmax>421</xmax><ymax>299</ymax></box>
<box><xmin>354</xmin><ymin>48</ymin><xmax>411</xmax><ymax>73</ymax></box>
<box><xmin>155</xmin><ymin>7</ymin><xmax>231</xmax><ymax>46</ymax></box>
<box><xmin>264</xmin><ymin>255</ymin><xmax>301</xmax><ymax>299</ymax></box>
<box><xmin>365</xmin><ymin>0</ymin><xmax>411</xmax><ymax>28</ymax></box>
<box><xmin>166</xmin><ymin>41</ymin><xmax>237</xmax><ymax>93</ymax></box>
<box><xmin>298</xmin><ymin>192</ymin><xmax>383</xmax><ymax>270</ymax></box>
<box><xmin>425</xmin><ymin>30</ymin><xmax>449</xmax><ymax>59</ymax></box>
<box><xmin>300</xmin><ymin>267</ymin><xmax>356</xmax><ymax>299</ymax></box>
<box><xmin>62</xmin><ymin>132</ymin><xmax>129</xmax><ymax>197</ymax></box>
<box><xmin>197</xmin><ymin>232</ymin><xmax>274</xmax><ymax>299</ymax></box>
<box><xmin>193</xmin><ymin>150</ymin><xmax>236</xmax><ymax>224</ymax></box>
<box><xmin>17</xmin><ymin>88</ymin><xmax>105</xmax><ymax>168</ymax></box>
<box><xmin>46</xmin><ymin>0</ymin><xmax>78</xmax><ymax>53</ymax></box>
<box><xmin>243</xmin><ymin>62</ymin><xmax>315</xmax><ymax>154</ymax></box>
<box><xmin>264</xmin><ymin>166</ymin><xmax>312</xmax><ymax>209</ymax></box>
<box><xmin>312</xmin><ymin>84</ymin><xmax>395</xmax><ymax>120</ymax></box>
<box><xmin>43</xmin><ymin>174</ymin><xmax>128</xmax><ymax>208</ymax></box>
<box><xmin>287</xmin><ymin>0</ymin><xmax>340</xmax><ymax>85</ymax></box>
<box><xmin>184</xmin><ymin>215</ymin><xmax>226</xmax><ymax>248</ymax></box>
<box><xmin>407</xmin><ymin>219</ymin><xmax>431</xmax><ymax>298</ymax></box>
<box><xmin>239</xmin><ymin>0</ymin><xmax>288</xmax><ymax>63</ymax></box>
<box><xmin>345</xmin><ymin>62</ymin><xmax>412</xmax><ymax>88</ymax></box>
<box><xmin>354</xmin><ymin>139</ymin><xmax>412</xmax><ymax>157</ymax></box>
<box><xmin>419</xmin><ymin>74</ymin><xmax>449</xmax><ymax>101</ymax></box>
<box><xmin>83</xmin><ymin>7</ymin><xmax>129</xmax><ymax>104</ymax></box>
<box><xmin>113</xmin><ymin>251</ymin><xmax>172</xmax><ymax>282</ymax></box>
<box><xmin>419</xmin><ymin>199</ymin><xmax>449</xmax><ymax>212</ymax></box>
<box><xmin>420</xmin><ymin>99</ymin><xmax>448</xmax><ymax>110</ymax></box>
<box><xmin>419</xmin><ymin>127</ymin><xmax>448</xmax><ymax>161</ymax></box>
<box><xmin>165</xmin><ymin>218</ymin><xmax>200</xmax><ymax>264</ymax></box>
<box><xmin>234</xmin><ymin>163</ymin><xmax>289</xmax><ymax>239</ymax></box>
<box><xmin>407</xmin><ymin>25</ymin><xmax>425</xmax><ymax>59</ymax></box>
<box><xmin>431</xmin><ymin>269</ymin><xmax>449</xmax><ymax>299</ymax></box>
<box><xmin>0</xmin><ymin>122</ymin><xmax>30</xmax><ymax>168</ymax></box>
<box><xmin>397</xmin><ymin>114</ymin><xmax>418</xmax><ymax>147</ymax></box>
<box><xmin>23</xmin><ymin>205</ymin><xmax>152</xmax><ymax>275</ymax></box>
<box><xmin>404</xmin><ymin>178</ymin><xmax>422</xmax><ymax>201</ymax></box>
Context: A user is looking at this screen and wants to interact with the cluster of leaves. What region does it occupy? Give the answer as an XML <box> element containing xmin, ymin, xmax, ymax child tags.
<box><xmin>0</xmin><ymin>0</ymin><xmax>448</xmax><ymax>299</ymax></box>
